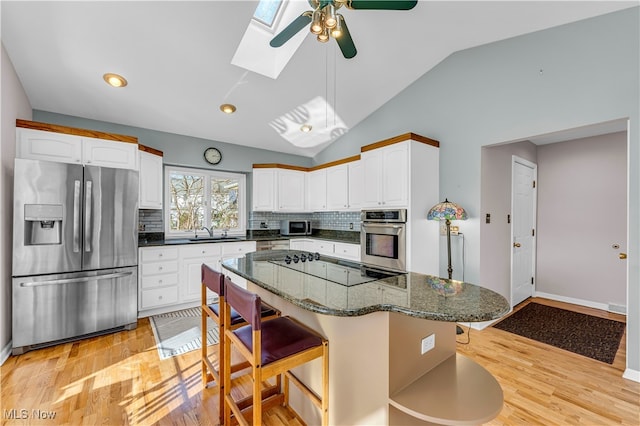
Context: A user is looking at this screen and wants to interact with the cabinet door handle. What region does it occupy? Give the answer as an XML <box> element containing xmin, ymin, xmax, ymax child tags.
<box><xmin>513</xmin><ymin>242</ymin><xmax>521</xmax><ymax>248</ymax></box>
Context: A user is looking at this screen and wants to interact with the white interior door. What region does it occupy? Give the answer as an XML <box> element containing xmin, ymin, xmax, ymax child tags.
<box><xmin>511</xmin><ymin>156</ymin><xmax>537</xmax><ymax>306</ymax></box>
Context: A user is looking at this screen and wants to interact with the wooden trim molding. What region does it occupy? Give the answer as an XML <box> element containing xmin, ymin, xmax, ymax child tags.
<box><xmin>138</xmin><ymin>144</ymin><xmax>164</xmax><ymax>157</ymax></box>
<box><xmin>361</xmin><ymin>132</ymin><xmax>439</xmax><ymax>152</ymax></box>
<box><xmin>252</xmin><ymin>163</ymin><xmax>309</xmax><ymax>172</ymax></box>
<box><xmin>16</xmin><ymin>119</ymin><xmax>138</xmax><ymax>144</ymax></box>
<box><xmin>253</xmin><ymin>133</ymin><xmax>438</xmax><ymax>172</ymax></box>
<box><xmin>308</xmin><ymin>155</ymin><xmax>361</xmax><ymax>171</ymax></box>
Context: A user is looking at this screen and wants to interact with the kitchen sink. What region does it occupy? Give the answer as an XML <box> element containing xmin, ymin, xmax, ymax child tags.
<box><xmin>188</xmin><ymin>236</ymin><xmax>242</xmax><ymax>241</ymax></box>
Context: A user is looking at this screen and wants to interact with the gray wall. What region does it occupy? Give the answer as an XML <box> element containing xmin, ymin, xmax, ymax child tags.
<box><xmin>480</xmin><ymin>141</ymin><xmax>537</xmax><ymax>300</ymax></box>
<box><xmin>33</xmin><ymin>110</ymin><xmax>313</xmax><ymax>172</ymax></box>
<box><xmin>537</xmin><ymin>132</ymin><xmax>627</xmax><ymax>306</ymax></box>
<box><xmin>1</xmin><ymin>43</ymin><xmax>32</xmax><ymax>360</ymax></box>
<box><xmin>313</xmin><ymin>8</ymin><xmax>640</xmax><ymax>375</ymax></box>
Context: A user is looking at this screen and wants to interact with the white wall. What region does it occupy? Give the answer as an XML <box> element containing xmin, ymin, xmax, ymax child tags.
<box><xmin>537</xmin><ymin>132</ymin><xmax>627</xmax><ymax>307</ymax></box>
<box><xmin>0</xmin><ymin>43</ymin><xmax>32</xmax><ymax>362</ymax></box>
<box><xmin>314</xmin><ymin>8</ymin><xmax>640</xmax><ymax>376</ymax></box>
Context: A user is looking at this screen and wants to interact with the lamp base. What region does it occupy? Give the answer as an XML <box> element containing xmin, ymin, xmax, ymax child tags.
<box><xmin>456</xmin><ymin>325</ymin><xmax>464</xmax><ymax>335</ymax></box>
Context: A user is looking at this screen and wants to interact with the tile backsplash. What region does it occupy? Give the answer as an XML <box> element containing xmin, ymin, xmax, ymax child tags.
<box><xmin>139</xmin><ymin>209</ymin><xmax>362</xmax><ymax>233</ymax></box>
<box><xmin>249</xmin><ymin>211</ymin><xmax>361</xmax><ymax>232</ymax></box>
<box><xmin>139</xmin><ymin>209</ymin><xmax>163</xmax><ymax>233</ymax></box>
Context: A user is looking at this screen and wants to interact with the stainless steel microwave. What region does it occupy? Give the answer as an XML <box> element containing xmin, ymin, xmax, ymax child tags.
<box><xmin>280</xmin><ymin>220</ymin><xmax>312</xmax><ymax>236</ymax></box>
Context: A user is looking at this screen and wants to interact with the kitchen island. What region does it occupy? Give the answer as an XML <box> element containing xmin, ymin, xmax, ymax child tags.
<box><xmin>221</xmin><ymin>250</ymin><xmax>510</xmax><ymax>426</ymax></box>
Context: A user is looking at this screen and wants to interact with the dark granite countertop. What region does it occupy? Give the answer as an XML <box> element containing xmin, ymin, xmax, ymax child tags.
<box><xmin>138</xmin><ymin>230</ymin><xmax>360</xmax><ymax>247</ymax></box>
<box><xmin>221</xmin><ymin>250</ymin><xmax>510</xmax><ymax>323</ymax></box>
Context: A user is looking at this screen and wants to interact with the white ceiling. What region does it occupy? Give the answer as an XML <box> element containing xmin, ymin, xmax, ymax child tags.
<box><xmin>2</xmin><ymin>1</ymin><xmax>636</xmax><ymax>158</ymax></box>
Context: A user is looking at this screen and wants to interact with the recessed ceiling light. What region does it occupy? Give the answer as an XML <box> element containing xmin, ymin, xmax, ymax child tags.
<box><xmin>103</xmin><ymin>73</ymin><xmax>127</xmax><ymax>88</ymax></box>
<box><xmin>300</xmin><ymin>124</ymin><xmax>312</xmax><ymax>132</ymax></box>
<box><xmin>220</xmin><ymin>104</ymin><xmax>237</xmax><ymax>114</ymax></box>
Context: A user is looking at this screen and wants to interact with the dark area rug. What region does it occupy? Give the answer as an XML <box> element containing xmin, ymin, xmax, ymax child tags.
<box><xmin>493</xmin><ymin>302</ymin><xmax>625</xmax><ymax>364</ymax></box>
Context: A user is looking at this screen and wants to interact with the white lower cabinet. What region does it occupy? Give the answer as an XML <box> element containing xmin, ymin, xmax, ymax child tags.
<box><xmin>290</xmin><ymin>238</ymin><xmax>360</xmax><ymax>261</ymax></box>
<box><xmin>138</xmin><ymin>246</ymin><xmax>180</xmax><ymax>311</ymax></box>
<box><xmin>179</xmin><ymin>244</ymin><xmax>222</xmax><ymax>303</ymax></box>
<box><xmin>138</xmin><ymin>241</ymin><xmax>256</xmax><ymax>316</ymax></box>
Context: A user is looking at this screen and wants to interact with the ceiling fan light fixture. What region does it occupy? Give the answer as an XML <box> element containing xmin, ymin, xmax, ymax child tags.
<box><xmin>317</xmin><ymin>29</ymin><xmax>330</xmax><ymax>43</ymax></box>
<box><xmin>300</xmin><ymin>124</ymin><xmax>313</xmax><ymax>132</ymax></box>
<box><xmin>331</xmin><ymin>15</ymin><xmax>343</xmax><ymax>38</ymax></box>
<box><xmin>103</xmin><ymin>73</ymin><xmax>127</xmax><ymax>88</ymax></box>
<box><xmin>220</xmin><ymin>103</ymin><xmax>237</xmax><ymax>114</ymax></box>
<box><xmin>324</xmin><ymin>4</ymin><xmax>337</xmax><ymax>28</ymax></box>
<box><xmin>310</xmin><ymin>9</ymin><xmax>324</xmax><ymax>34</ymax></box>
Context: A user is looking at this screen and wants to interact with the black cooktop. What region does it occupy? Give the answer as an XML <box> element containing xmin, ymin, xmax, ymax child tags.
<box><xmin>269</xmin><ymin>253</ymin><xmax>404</xmax><ymax>287</ymax></box>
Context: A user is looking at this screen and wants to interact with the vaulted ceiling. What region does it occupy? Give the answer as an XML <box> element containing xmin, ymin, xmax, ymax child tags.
<box><xmin>2</xmin><ymin>1</ymin><xmax>635</xmax><ymax>157</ymax></box>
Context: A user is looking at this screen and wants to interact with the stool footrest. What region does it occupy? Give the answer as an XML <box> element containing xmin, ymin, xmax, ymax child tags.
<box><xmin>285</xmin><ymin>371</ymin><xmax>322</xmax><ymax>409</ymax></box>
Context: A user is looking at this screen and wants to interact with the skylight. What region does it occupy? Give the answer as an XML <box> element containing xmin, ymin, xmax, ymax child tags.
<box><xmin>253</xmin><ymin>0</ymin><xmax>283</xmax><ymax>28</ymax></box>
<box><xmin>231</xmin><ymin>0</ymin><xmax>309</xmax><ymax>79</ymax></box>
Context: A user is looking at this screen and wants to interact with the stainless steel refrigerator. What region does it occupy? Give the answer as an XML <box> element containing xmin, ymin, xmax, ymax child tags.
<box><xmin>12</xmin><ymin>158</ymin><xmax>139</xmax><ymax>355</ymax></box>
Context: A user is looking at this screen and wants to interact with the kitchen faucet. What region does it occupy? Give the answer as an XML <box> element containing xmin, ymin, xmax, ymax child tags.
<box><xmin>202</xmin><ymin>226</ymin><xmax>214</xmax><ymax>237</ymax></box>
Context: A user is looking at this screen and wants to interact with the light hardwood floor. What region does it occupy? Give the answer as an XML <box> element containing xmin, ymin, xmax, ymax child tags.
<box><xmin>1</xmin><ymin>298</ymin><xmax>638</xmax><ymax>425</ymax></box>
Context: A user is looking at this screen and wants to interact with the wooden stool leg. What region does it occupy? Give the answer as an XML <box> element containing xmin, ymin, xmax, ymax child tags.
<box><xmin>217</xmin><ymin>322</ymin><xmax>225</xmax><ymax>425</ymax></box>
<box><xmin>201</xmin><ymin>286</ymin><xmax>208</xmax><ymax>387</ymax></box>
<box><xmin>223</xmin><ymin>330</ymin><xmax>232</xmax><ymax>426</ymax></box>
<box><xmin>322</xmin><ymin>341</ymin><xmax>329</xmax><ymax>426</ymax></box>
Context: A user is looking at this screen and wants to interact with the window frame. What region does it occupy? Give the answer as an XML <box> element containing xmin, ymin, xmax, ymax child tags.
<box><xmin>164</xmin><ymin>165</ymin><xmax>247</xmax><ymax>238</ymax></box>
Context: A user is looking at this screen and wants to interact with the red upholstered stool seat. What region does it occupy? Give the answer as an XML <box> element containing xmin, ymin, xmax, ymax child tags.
<box><xmin>234</xmin><ymin>316</ymin><xmax>325</xmax><ymax>366</ymax></box>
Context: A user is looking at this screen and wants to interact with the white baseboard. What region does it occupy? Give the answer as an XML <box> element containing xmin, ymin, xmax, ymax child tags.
<box><xmin>534</xmin><ymin>291</ymin><xmax>616</xmax><ymax>313</ymax></box>
<box><xmin>623</xmin><ymin>368</ymin><xmax>640</xmax><ymax>383</ymax></box>
<box><xmin>1</xmin><ymin>340</ymin><xmax>12</xmax><ymax>365</ymax></box>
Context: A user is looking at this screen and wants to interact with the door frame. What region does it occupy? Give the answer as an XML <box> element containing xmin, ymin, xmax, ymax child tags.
<box><xmin>510</xmin><ymin>155</ymin><xmax>538</xmax><ymax>307</ymax></box>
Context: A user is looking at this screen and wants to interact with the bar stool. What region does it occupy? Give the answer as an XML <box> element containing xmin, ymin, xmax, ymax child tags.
<box><xmin>223</xmin><ymin>277</ymin><xmax>329</xmax><ymax>426</ymax></box>
<box><xmin>200</xmin><ymin>264</ymin><xmax>279</xmax><ymax>423</ymax></box>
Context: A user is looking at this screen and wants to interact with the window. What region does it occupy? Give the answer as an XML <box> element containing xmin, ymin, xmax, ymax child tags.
<box><xmin>164</xmin><ymin>166</ymin><xmax>246</xmax><ymax>237</ymax></box>
<box><xmin>253</xmin><ymin>0</ymin><xmax>283</xmax><ymax>28</ymax></box>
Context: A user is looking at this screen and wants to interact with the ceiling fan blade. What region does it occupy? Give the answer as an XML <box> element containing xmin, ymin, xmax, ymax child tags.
<box><xmin>335</xmin><ymin>16</ymin><xmax>357</xmax><ymax>59</ymax></box>
<box><xmin>270</xmin><ymin>12</ymin><xmax>313</xmax><ymax>47</ymax></box>
<box><xmin>347</xmin><ymin>0</ymin><xmax>417</xmax><ymax>10</ymax></box>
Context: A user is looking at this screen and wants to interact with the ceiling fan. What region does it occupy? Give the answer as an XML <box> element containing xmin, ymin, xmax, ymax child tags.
<box><xmin>269</xmin><ymin>0</ymin><xmax>418</xmax><ymax>59</ymax></box>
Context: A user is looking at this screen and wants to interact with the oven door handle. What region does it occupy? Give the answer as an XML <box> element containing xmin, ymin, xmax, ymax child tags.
<box><xmin>362</xmin><ymin>223</ymin><xmax>404</xmax><ymax>230</ymax></box>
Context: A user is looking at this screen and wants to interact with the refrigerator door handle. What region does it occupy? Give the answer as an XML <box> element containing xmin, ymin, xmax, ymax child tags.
<box><xmin>73</xmin><ymin>180</ymin><xmax>81</xmax><ymax>253</ymax></box>
<box><xmin>84</xmin><ymin>180</ymin><xmax>92</xmax><ymax>252</ymax></box>
<box><xmin>19</xmin><ymin>271</ymin><xmax>134</xmax><ymax>287</ymax></box>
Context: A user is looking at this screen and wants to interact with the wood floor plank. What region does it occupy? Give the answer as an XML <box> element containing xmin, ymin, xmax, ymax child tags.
<box><xmin>1</xmin><ymin>297</ymin><xmax>638</xmax><ymax>425</ymax></box>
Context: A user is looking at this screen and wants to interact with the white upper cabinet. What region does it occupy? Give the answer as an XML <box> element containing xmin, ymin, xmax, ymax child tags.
<box><xmin>276</xmin><ymin>169</ymin><xmax>306</xmax><ymax>211</ymax></box>
<box><xmin>139</xmin><ymin>149</ymin><xmax>163</xmax><ymax>209</ymax></box>
<box><xmin>362</xmin><ymin>142</ymin><xmax>408</xmax><ymax>208</ymax></box>
<box><xmin>16</xmin><ymin>126</ymin><xmax>138</xmax><ymax>170</ymax></box>
<box><xmin>252</xmin><ymin>167</ymin><xmax>306</xmax><ymax>212</ymax></box>
<box><xmin>325</xmin><ymin>164</ymin><xmax>349</xmax><ymax>210</ymax></box>
<box><xmin>307</xmin><ymin>168</ymin><xmax>327</xmax><ymax>211</ymax></box>
<box><xmin>82</xmin><ymin>137</ymin><xmax>138</xmax><ymax>170</ymax></box>
<box><xmin>347</xmin><ymin>160</ymin><xmax>365</xmax><ymax>210</ymax></box>
<box><xmin>252</xmin><ymin>168</ymin><xmax>276</xmax><ymax>211</ymax></box>
<box><xmin>17</xmin><ymin>128</ymin><xmax>82</xmax><ymax>164</ymax></box>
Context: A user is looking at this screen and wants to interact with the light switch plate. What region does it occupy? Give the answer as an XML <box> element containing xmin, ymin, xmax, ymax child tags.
<box><xmin>421</xmin><ymin>334</ymin><xmax>435</xmax><ymax>354</ymax></box>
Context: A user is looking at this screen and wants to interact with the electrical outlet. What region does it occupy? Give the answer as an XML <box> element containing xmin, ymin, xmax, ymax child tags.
<box><xmin>439</xmin><ymin>225</ymin><xmax>460</xmax><ymax>235</ymax></box>
<box><xmin>421</xmin><ymin>334</ymin><xmax>435</xmax><ymax>354</ymax></box>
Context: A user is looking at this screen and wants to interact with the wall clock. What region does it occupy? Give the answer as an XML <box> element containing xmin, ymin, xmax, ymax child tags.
<box><xmin>204</xmin><ymin>147</ymin><xmax>222</xmax><ymax>165</ymax></box>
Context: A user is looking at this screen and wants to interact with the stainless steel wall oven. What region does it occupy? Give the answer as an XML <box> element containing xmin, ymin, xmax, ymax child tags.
<box><xmin>360</xmin><ymin>209</ymin><xmax>407</xmax><ymax>272</ymax></box>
